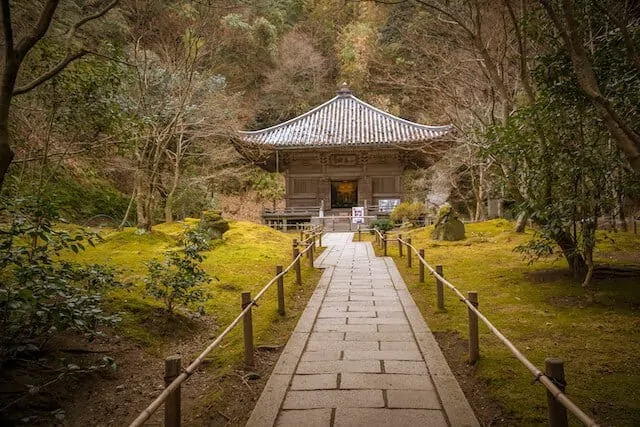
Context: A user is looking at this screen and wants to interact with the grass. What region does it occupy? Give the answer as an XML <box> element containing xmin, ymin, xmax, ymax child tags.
<box><xmin>69</xmin><ymin>219</ymin><xmax>323</xmax><ymax>369</ymax></box>
<box><xmin>379</xmin><ymin>220</ymin><xmax>640</xmax><ymax>426</ymax></box>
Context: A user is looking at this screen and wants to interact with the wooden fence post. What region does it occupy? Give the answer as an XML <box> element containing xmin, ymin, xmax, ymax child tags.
<box><xmin>276</xmin><ymin>265</ymin><xmax>285</xmax><ymax>316</ymax></box>
<box><xmin>468</xmin><ymin>291</ymin><xmax>479</xmax><ymax>364</ymax></box>
<box><xmin>436</xmin><ymin>265</ymin><xmax>444</xmax><ymax>310</ymax></box>
<box><xmin>300</xmin><ymin>230</ymin><xmax>304</xmax><ymax>242</ymax></box>
<box><xmin>308</xmin><ymin>241</ymin><xmax>314</xmax><ymax>268</ymax></box>
<box><xmin>241</xmin><ymin>292</ymin><xmax>254</xmax><ymax>367</ymax></box>
<box><xmin>164</xmin><ymin>355</ymin><xmax>181</xmax><ymax>427</ymax></box>
<box><xmin>383</xmin><ymin>231</ymin><xmax>387</xmax><ymax>256</ymax></box>
<box><xmin>546</xmin><ymin>358</ymin><xmax>568</xmax><ymax>427</ymax></box>
<box><xmin>293</xmin><ymin>247</ymin><xmax>302</xmax><ymax>286</ymax></box>
<box><xmin>406</xmin><ymin>238</ymin><xmax>412</xmax><ymax>268</ymax></box>
<box><xmin>398</xmin><ymin>234</ymin><xmax>403</xmax><ymax>257</ymax></box>
<box><xmin>318</xmin><ymin>231</ymin><xmax>322</xmax><ymax>247</ymax></box>
<box><xmin>419</xmin><ymin>249</ymin><xmax>425</xmax><ymax>283</ymax></box>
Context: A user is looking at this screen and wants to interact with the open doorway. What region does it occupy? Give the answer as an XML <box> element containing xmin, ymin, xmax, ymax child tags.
<box><xmin>331</xmin><ymin>180</ymin><xmax>358</xmax><ymax>208</ymax></box>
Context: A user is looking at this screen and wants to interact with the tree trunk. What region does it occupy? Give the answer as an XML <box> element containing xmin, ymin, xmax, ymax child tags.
<box><xmin>135</xmin><ymin>169</ymin><xmax>152</xmax><ymax>232</ymax></box>
<box><xmin>514</xmin><ymin>211</ymin><xmax>528</xmax><ymax>233</ymax></box>
<box><xmin>0</xmin><ymin>126</ymin><xmax>14</xmax><ymax>188</ymax></box>
<box><xmin>541</xmin><ymin>0</ymin><xmax>640</xmax><ymax>173</ymax></box>
<box><xmin>118</xmin><ymin>189</ymin><xmax>136</xmax><ymax>230</ymax></box>
<box><xmin>0</xmin><ymin>56</ymin><xmax>19</xmax><ymax>190</ymax></box>
<box><xmin>553</xmin><ymin>230</ymin><xmax>587</xmax><ymax>278</ymax></box>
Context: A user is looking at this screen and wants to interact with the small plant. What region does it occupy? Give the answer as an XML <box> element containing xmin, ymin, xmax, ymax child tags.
<box><xmin>0</xmin><ymin>197</ymin><xmax>121</xmax><ymax>364</ymax></box>
<box><xmin>373</xmin><ymin>218</ymin><xmax>394</xmax><ymax>233</ymax></box>
<box><xmin>144</xmin><ymin>229</ymin><xmax>211</xmax><ymax>314</ymax></box>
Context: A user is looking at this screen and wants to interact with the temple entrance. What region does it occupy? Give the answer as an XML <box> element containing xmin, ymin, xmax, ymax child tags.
<box><xmin>331</xmin><ymin>180</ymin><xmax>358</xmax><ymax>209</ymax></box>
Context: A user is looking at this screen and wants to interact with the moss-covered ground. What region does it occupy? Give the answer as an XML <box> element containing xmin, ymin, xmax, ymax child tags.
<box><xmin>379</xmin><ymin>220</ymin><xmax>640</xmax><ymax>426</ymax></box>
<box><xmin>70</xmin><ymin>219</ymin><xmax>322</xmax><ymax>372</ymax></box>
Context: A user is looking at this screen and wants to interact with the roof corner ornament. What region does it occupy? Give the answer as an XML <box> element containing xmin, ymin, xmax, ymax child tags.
<box><xmin>337</xmin><ymin>82</ymin><xmax>352</xmax><ymax>96</ymax></box>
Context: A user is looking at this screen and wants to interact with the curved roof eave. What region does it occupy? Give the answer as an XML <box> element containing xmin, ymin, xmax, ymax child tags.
<box><xmin>238</xmin><ymin>89</ymin><xmax>454</xmax><ymax>148</ymax></box>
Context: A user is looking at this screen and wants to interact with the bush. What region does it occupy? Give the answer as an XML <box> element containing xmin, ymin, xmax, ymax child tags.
<box><xmin>0</xmin><ymin>197</ymin><xmax>121</xmax><ymax>365</ymax></box>
<box><xmin>144</xmin><ymin>229</ymin><xmax>211</xmax><ymax>314</ymax></box>
<box><xmin>373</xmin><ymin>218</ymin><xmax>394</xmax><ymax>233</ymax></box>
<box><xmin>390</xmin><ymin>202</ymin><xmax>425</xmax><ymax>226</ymax></box>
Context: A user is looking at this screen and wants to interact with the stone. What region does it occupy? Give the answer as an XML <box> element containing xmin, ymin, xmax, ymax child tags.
<box><xmin>383</xmin><ymin>361</ymin><xmax>429</xmax><ymax>374</ymax></box>
<box><xmin>340</xmin><ymin>373</ymin><xmax>433</xmax><ymax>390</ymax></box>
<box><xmin>199</xmin><ymin>209</ymin><xmax>229</xmax><ymax>240</ymax></box>
<box><xmin>334</xmin><ymin>408</ymin><xmax>447</xmax><ymax>427</ymax></box>
<box><xmin>431</xmin><ymin>203</ymin><xmax>465</xmax><ymax>241</ymax></box>
<box><xmin>387</xmin><ymin>390</ymin><xmax>441</xmax><ymax>409</ymax></box>
<box><xmin>277</xmin><ymin>409</ymin><xmax>332</xmax><ymax>427</ymax></box>
<box><xmin>282</xmin><ymin>390</ymin><xmax>384</xmax><ymax>410</ymax></box>
<box><xmin>343</xmin><ymin>350</ymin><xmax>422</xmax><ymax>361</ymax></box>
<box><xmin>296</xmin><ymin>360</ymin><xmax>381</xmax><ymax>374</ymax></box>
<box><xmin>290</xmin><ymin>374</ymin><xmax>337</xmax><ymax>390</ymax></box>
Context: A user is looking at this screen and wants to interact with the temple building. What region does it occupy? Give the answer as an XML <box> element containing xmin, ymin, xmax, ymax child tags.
<box><xmin>234</xmin><ymin>85</ymin><xmax>454</xmax><ymax>228</ymax></box>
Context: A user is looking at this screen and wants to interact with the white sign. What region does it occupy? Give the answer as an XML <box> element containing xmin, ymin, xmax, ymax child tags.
<box><xmin>352</xmin><ymin>206</ymin><xmax>365</xmax><ymax>224</ymax></box>
<box><xmin>378</xmin><ymin>199</ymin><xmax>401</xmax><ymax>213</ymax></box>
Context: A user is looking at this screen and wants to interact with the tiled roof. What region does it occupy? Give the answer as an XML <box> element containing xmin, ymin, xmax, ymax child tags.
<box><xmin>238</xmin><ymin>86</ymin><xmax>453</xmax><ymax>147</ymax></box>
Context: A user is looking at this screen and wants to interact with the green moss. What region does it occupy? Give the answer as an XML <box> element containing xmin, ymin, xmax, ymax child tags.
<box><xmin>68</xmin><ymin>220</ymin><xmax>323</xmax><ymax>377</ymax></box>
<box><xmin>383</xmin><ymin>221</ymin><xmax>640</xmax><ymax>426</ymax></box>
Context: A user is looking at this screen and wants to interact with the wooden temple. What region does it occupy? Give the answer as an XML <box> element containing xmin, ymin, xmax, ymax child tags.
<box><xmin>234</xmin><ymin>84</ymin><xmax>454</xmax><ymax>229</ymax></box>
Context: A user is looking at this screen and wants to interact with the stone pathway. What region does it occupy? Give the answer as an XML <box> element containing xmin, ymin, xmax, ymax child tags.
<box><xmin>246</xmin><ymin>233</ymin><xmax>478</xmax><ymax>427</ymax></box>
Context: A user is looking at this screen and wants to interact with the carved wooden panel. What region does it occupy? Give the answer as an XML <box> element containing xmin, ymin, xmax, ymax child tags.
<box><xmin>330</xmin><ymin>154</ymin><xmax>357</xmax><ymax>166</ymax></box>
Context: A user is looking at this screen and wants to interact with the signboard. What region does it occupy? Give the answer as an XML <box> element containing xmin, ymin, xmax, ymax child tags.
<box><xmin>378</xmin><ymin>199</ymin><xmax>401</xmax><ymax>213</ymax></box>
<box><xmin>352</xmin><ymin>206</ymin><xmax>365</xmax><ymax>224</ymax></box>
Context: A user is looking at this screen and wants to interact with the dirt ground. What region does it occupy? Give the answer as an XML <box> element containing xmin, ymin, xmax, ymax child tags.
<box><xmin>432</xmin><ymin>332</ymin><xmax>518</xmax><ymax>426</ymax></box>
<box><xmin>0</xmin><ymin>313</ymin><xmax>282</xmax><ymax>426</ymax></box>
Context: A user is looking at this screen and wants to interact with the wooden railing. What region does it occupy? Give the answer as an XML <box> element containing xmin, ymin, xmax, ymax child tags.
<box><xmin>129</xmin><ymin>225</ymin><xmax>323</xmax><ymax>427</ymax></box>
<box><xmin>371</xmin><ymin>229</ymin><xmax>599</xmax><ymax>427</ymax></box>
<box><xmin>262</xmin><ymin>206</ymin><xmax>321</xmax><ymax>215</ymax></box>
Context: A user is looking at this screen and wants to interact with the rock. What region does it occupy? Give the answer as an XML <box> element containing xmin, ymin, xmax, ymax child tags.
<box><xmin>432</xmin><ymin>203</ymin><xmax>465</xmax><ymax>241</ymax></box>
<box><xmin>116</xmin><ymin>384</ymin><xmax>125</xmax><ymax>392</ymax></box>
<box><xmin>200</xmin><ymin>210</ymin><xmax>229</xmax><ymax>240</ymax></box>
<box><xmin>257</xmin><ymin>344</ymin><xmax>282</xmax><ymax>352</ymax></box>
<box><xmin>244</xmin><ymin>372</ymin><xmax>261</xmax><ymax>381</ymax></box>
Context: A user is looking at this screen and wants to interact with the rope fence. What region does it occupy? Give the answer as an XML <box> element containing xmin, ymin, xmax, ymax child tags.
<box><xmin>372</xmin><ymin>228</ymin><xmax>598</xmax><ymax>427</ymax></box>
<box><xmin>129</xmin><ymin>225</ymin><xmax>323</xmax><ymax>427</ymax></box>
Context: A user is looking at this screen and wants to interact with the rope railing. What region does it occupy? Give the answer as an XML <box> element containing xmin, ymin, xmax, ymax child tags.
<box><xmin>394</xmin><ymin>236</ymin><xmax>598</xmax><ymax>427</ymax></box>
<box><xmin>129</xmin><ymin>227</ymin><xmax>323</xmax><ymax>427</ymax></box>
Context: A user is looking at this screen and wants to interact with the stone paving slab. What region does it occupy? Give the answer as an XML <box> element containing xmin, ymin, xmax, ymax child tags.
<box><xmin>246</xmin><ymin>233</ymin><xmax>479</xmax><ymax>427</ymax></box>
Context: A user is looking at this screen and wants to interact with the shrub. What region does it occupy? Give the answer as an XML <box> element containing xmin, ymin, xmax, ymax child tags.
<box><xmin>373</xmin><ymin>218</ymin><xmax>394</xmax><ymax>233</ymax></box>
<box><xmin>390</xmin><ymin>202</ymin><xmax>425</xmax><ymax>226</ymax></box>
<box><xmin>144</xmin><ymin>229</ymin><xmax>211</xmax><ymax>314</ymax></box>
<box><xmin>0</xmin><ymin>197</ymin><xmax>121</xmax><ymax>364</ymax></box>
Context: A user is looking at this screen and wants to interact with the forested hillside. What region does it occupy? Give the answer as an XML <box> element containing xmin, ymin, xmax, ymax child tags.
<box><xmin>2</xmin><ymin>1</ymin><xmax>639</xmax><ymax>229</ymax></box>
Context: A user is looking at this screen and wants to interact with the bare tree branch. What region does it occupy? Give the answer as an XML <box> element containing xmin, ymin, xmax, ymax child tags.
<box><xmin>15</xmin><ymin>0</ymin><xmax>60</xmax><ymax>60</ymax></box>
<box><xmin>13</xmin><ymin>0</ymin><xmax>120</xmax><ymax>96</ymax></box>
<box><xmin>13</xmin><ymin>50</ymin><xmax>89</xmax><ymax>95</ymax></box>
